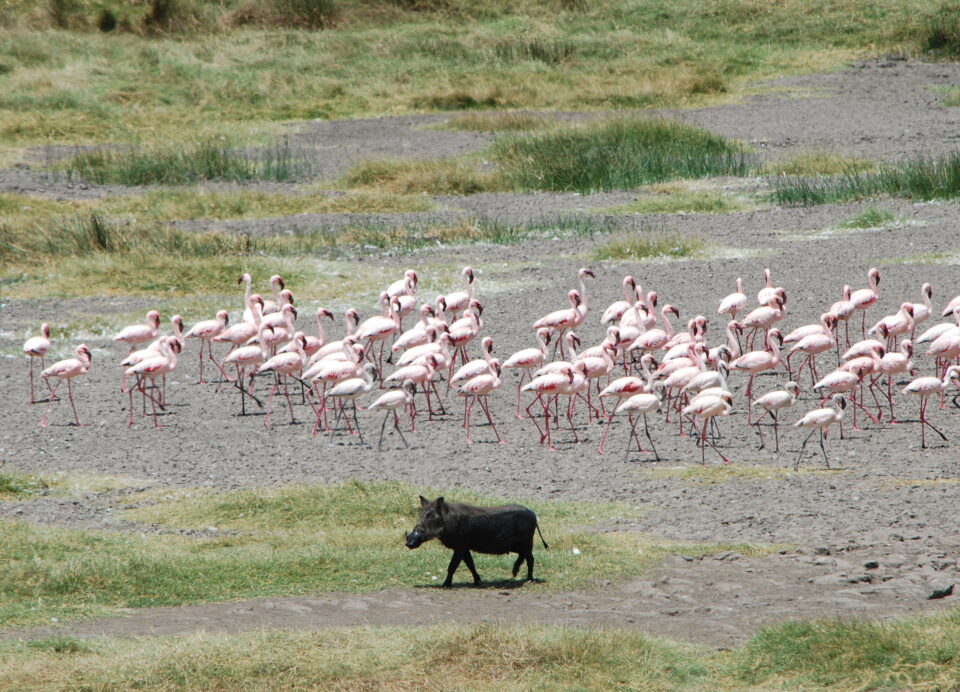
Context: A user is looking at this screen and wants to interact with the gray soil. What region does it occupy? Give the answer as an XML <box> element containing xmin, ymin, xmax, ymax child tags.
<box><xmin>3</xmin><ymin>59</ymin><xmax>960</xmax><ymax>650</ymax></box>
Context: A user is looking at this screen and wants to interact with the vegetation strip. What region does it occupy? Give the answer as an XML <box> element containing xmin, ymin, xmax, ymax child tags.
<box><xmin>4</xmin><ymin>612</ymin><xmax>960</xmax><ymax>690</ymax></box>
<box><xmin>0</xmin><ymin>479</ymin><xmax>773</xmax><ymax>629</ymax></box>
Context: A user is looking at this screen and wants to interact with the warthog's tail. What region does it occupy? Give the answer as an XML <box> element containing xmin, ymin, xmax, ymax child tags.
<box><xmin>535</xmin><ymin>521</ymin><xmax>549</xmax><ymax>549</ymax></box>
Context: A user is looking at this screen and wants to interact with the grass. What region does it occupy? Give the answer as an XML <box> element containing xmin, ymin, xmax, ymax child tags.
<box><xmin>494</xmin><ymin>118</ymin><xmax>753</xmax><ymax>193</ymax></box>
<box><xmin>0</xmin><ymin>479</ymin><xmax>773</xmax><ymax>628</ymax></box>
<box><xmin>770</xmin><ymin>152</ymin><xmax>960</xmax><ymax>205</ymax></box>
<box><xmin>761</xmin><ymin>150</ymin><xmax>876</xmax><ymax>177</ymax></box>
<box><xmin>599</xmin><ymin>184</ymin><xmax>753</xmax><ymax>215</ymax></box>
<box><xmin>0</xmin><ymin>1</ymin><xmax>943</xmax><ymax>150</ymax></box>
<box><xmin>0</xmin><ymin>471</ymin><xmax>51</xmax><ymax>498</ymax></box>
<box><xmin>429</xmin><ymin>111</ymin><xmax>560</xmax><ymax>132</ymax></box>
<box><xmin>589</xmin><ymin>232</ymin><xmax>705</xmax><ymax>262</ymax></box>
<box><xmin>836</xmin><ymin>206</ymin><xmax>898</xmax><ymax>229</ymax></box>
<box><xmin>339</xmin><ymin>157</ymin><xmax>504</xmax><ymax>195</ymax></box>
<box><xmin>52</xmin><ymin>137</ymin><xmax>312</xmax><ymax>185</ymax></box>
<box><xmin>638</xmin><ymin>465</ymin><xmax>838</xmax><ymax>485</ymax></box>
<box><xmin>5</xmin><ymin>611</ymin><xmax>960</xmax><ymax>689</ymax></box>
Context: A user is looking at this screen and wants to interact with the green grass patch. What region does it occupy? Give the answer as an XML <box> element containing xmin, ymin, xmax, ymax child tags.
<box><xmin>429</xmin><ymin>111</ymin><xmax>560</xmax><ymax>132</ymax></box>
<box><xmin>0</xmin><ymin>479</ymin><xmax>774</xmax><ymax>628</ymax></box>
<box><xmin>590</xmin><ymin>231</ymin><xmax>705</xmax><ymax>262</ymax></box>
<box><xmin>770</xmin><ymin>151</ymin><xmax>960</xmax><ymax>205</ymax></box>
<box><xmin>339</xmin><ymin>158</ymin><xmax>504</xmax><ymax>195</ymax></box>
<box><xmin>935</xmin><ymin>85</ymin><xmax>960</xmax><ymax>107</ymax></box>
<box><xmin>0</xmin><ymin>472</ymin><xmax>51</xmax><ymax>498</ymax></box>
<box><xmin>761</xmin><ymin>149</ymin><xmax>876</xmax><ymax>176</ymax></box>
<box><xmin>600</xmin><ymin>184</ymin><xmax>752</xmax><ymax>215</ymax></box>
<box><xmin>53</xmin><ymin>138</ymin><xmax>311</xmax><ymax>186</ymax></box>
<box><xmin>836</xmin><ymin>206</ymin><xmax>898</xmax><ymax>229</ymax></box>
<box><xmin>7</xmin><ymin>610</ymin><xmax>960</xmax><ymax>690</ymax></box>
<box><xmin>494</xmin><ymin>118</ymin><xmax>753</xmax><ymax>193</ymax></box>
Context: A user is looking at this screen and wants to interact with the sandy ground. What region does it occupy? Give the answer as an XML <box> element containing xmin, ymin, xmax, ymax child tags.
<box><xmin>3</xmin><ymin>59</ymin><xmax>960</xmax><ymax>649</ymax></box>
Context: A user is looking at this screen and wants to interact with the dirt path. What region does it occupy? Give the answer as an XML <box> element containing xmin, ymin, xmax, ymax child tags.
<box><xmin>3</xmin><ymin>59</ymin><xmax>960</xmax><ymax>648</ymax></box>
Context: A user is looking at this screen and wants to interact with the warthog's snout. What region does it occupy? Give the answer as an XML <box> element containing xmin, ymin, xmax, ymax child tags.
<box><xmin>405</xmin><ymin>530</ymin><xmax>423</xmax><ymax>549</ymax></box>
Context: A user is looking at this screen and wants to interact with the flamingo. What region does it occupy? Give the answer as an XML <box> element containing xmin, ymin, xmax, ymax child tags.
<box><xmin>450</xmin><ymin>337</ymin><xmax>496</xmax><ymax>386</ymax></box>
<box><xmin>718</xmin><ymin>277</ymin><xmax>747</xmax><ymax>322</ymax></box>
<box><xmin>395</xmin><ymin>328</ymin><xmax>451</xmax><ymax>367</ymax></box>
<box><xmin>368</xmin><ymin>380</ymin><xmax>416</xmax><ymax>449</ymax></box>
<box><xmin>387</xmin><ymin>270</ymin><xmax>419</xmax><ymax>330</ymax></box>
<box><xmin>113</xmin><ymin>310</ymin><xmax>160</xmax><ymax>353</ymax></box>
<box><xmin>448</xmin><ymin>300</ymin><xmax>483</xmax><ymax>369</ymax></box>
<box><xmin>868</xmin><ymin>303</ymin><xmax>914</xmax><ymax>348</ymax></box>
<box><xmin>391</xmin><ymin>305</ymin><xmax>436</xmax><ymax>355</ymax></box>
<box><xmin>850</xmin><ymin>267</ymin><xmax>880</xmax><ymax>338</ymax></box>
<box><xmin>940</xmin><ymin>294</ymin><xmax>960</xmax><ymax>318</ymax></box>
<box><xmin>521</xmin><ymin>366</ymin><xmax>576</xmax><ymax>451</ymax></box>
<box><xmin>214</xmin><ymin>295</ymin><xmax>264</xmax><ymax>353</ymax></box>
<box><xmin>915</xmin><ymin>307</ymin><xmax>960</xmax><ymax>346</ymax></box>
<box><xmin>793</xmin><ymin>395</ymin><xmax>846</xmax><ymax>469</ymax></box>
<box><xmin>307</xmin><ymin>340</ymin><xmax>366</xmax><ymax>434</ymax></box>
<box><xmin>629</xmin><ymin>305</ymin><xmax>680</xmax><ymax>356</ymax></box>
<box><xmin>310</xmin><ymin>309</ymin><xmax>361</xmax><ymax>363</ymax></box>
<box><xmin>830</xmin><ymin>284</ymin><xmax>856</xmax><ymax>350</ymax></box>
<box><xmin>681</xmin><ymin>391</ymin><xmax>734</xmax><ymax>465</ymax></box>
<box><xmin>238</xmin><ymin>273</ymin><xmax>254</xmax><ymax>323</ymax></box>
<box><xmin>123</xmin><ymin>336</ymin><xmax>181</xmax><ymax>428</ymax></box>
<box><xmin>596</xmin><ymin>355</ymin><xmax>657</xmax><ymax>455</ymax></box>
<box><xmin>261</xmin><ymin>274</ymin><xmax>286</xmax><ymax>316</ymax></box>
<box><xmin>23</xmin><ymin>322</ymin><xmax>52</xmax><ymax>404</ymax></box>
<box><xmin>259</xmin><ymin>332</ymin><xmax>308</xmax><ymax>428</ymax></box>
<box><xmin>751</xmin><ymin>381</ymin><xmax>800</xmax><ymax>452</ymax></box>
<box><xmin>184</xmin><ymin>309</ymin><xmax>229</xmax><ymax>384</ymax></box>
<box><xmin>39</xmin><ymin>344</ymin><xmax>92</xmax><ymax>428</ymax></box>
<box><xmin>878</xmin><ymin>339</ymin><xmax>915</xmax><ymax>423</ymax></box>
<box><xmin>457</xmin><ymin>361</ymin><xmax>505</xmax><ymax>444</ymax></box>
<box><xmin>740</xmin><ymin>293</ymin><xmax>785</xmax><ymax>350</ymax></box>
<box><xmin>910</xmin><ymin>283</ymin><xmax>934</xmax><ymax>337</ymax></box>
<box><xmin>730</xmin><ymin>328</ymin><xmax>782</xmax><ymax>422</ymax></box>
<box><xmin>222</xmin><ymin>322</ymin><xmax>273</xmax><ymax>415</ymax></box>
<box><xmin>756</xmin><ymin>267</ymin><xmax>780</xmax><ymax>306</ymax></box>
<box><xmin>533</xmin><ymin>290</ymin><xmax>583</xmax><ymax>360</ymax></box>
<box><xmin>903</xmin><ymin>366</ymin><xmax>960</xmax><ymax>448</ymax></box>
<box><xmin>356</xmin><ymin>294</ymin><xmax>400</xmax><ymax>373</ymax></box>
<box><xmin>788</xmin><ymin>322</ymin><xmax>836</xmax><ymax>384</ymax></box>
<box><xmin>502</xmin><ymin>328</ymin><xmax>552</xmax><ymax>418</ymax></box>
<box><xmin>609</xmin><ymin>384</ymin><xmax>664</xmax><ymax>460</ymax></box>
<box><xmin>326</xmin><ymin>363</ymin><xmax>378</xmax><ymax>445</ymax></box>
<box><xmin>601</xmin><ymin>275</ymin><xmax>637</xmax><ymax>324</ymax></box>
<box><xmin>289</xmin><ymin>308</ymin><xmax>335</xmax><ymax>358</ymax></box>
<box><xmin>261</xmin><ymin>289</ymin><xmax>296</xmax><ymax>329</ymax></box>
<box><xmin>444</xmin><ymin>266</ymin><xmax>475</xmax><ymax>317</ymax></box>
<box><xmin>385</xmin><ymin>354</ymin><xmax>443</xmax><ymax>421</ymax></box>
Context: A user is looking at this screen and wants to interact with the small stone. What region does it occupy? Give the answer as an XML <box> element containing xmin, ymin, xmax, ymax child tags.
<box><xmin>928</xmin><ymin>583</ymin><xmax>954</xmax><ymax>600</ymax></box>
<box><xmin>864</xmin><ymin>560</ymin><xmax>880</xmax><ymax>570</ymax></box>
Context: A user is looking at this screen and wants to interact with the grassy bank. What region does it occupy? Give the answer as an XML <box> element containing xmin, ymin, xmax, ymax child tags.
<box><xmin>0</xmin><ymin>479</ymin><xmax>772</xmax><ymax>629</ymax></box>
<box><xmin>4</xmin><ymin>611</ymin><xmax>960</xmax><ymax>690</ymax></box>
<box><xmin>0</xmin><ymin>1</ymin><xmax>950</xmax><ymax>148</ymax></box>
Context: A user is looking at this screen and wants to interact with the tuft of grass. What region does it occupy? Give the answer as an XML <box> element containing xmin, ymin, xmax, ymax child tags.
<box><xmin>0</xmin><ymin>480</ymin><xmax>773</xmax><ymax>628</ymax></box>
<box><xmin>915</xmin><ymin>0</ymin><xmax>960</xmax><ymax>57</ymax></box>
<box><xmin>590</xmin><ymin>232</ymin><xmax>705</xmax><ymax>262</ymax></box>
<box><xmin>339</xmin><ymin>158</ymin><xmax>504</xmax><ymax>195</ymax></box>
<box><xmin>762</xmin><ymin>150</ymin><xmax>876</xmax><ymax>176</ymax></box>
<box><xmin>600</xmin><ymin>185</ymin><xmax>751</xmax><ymax>215</ymax></box>
<box><xmin>494</xmin><ymin>118</ymin><xmax>753</xmax><ymax>193</ymax></box>
<box><xmin>54</xmin><ymin>138</ymin><xmax>312</xmax><ymax>186</ymax></box>
<box><xmin>429</xmin><ymin>111</ymin><xmax>559</xmax><ymax>132</ymax></box>
<box><xmin>836</xmin><ymin>206</ymin><xmax>897</xmax><ymax>229</ymax></box>
<box><xmin>771</xmin><ymin>151</ymin><xmax>960</xmax><ymax>205</ymax></box>
<box><xmin>0</xmin><ymin>472</ymin><xmax>50</xmax><ymax>498</ymax></box>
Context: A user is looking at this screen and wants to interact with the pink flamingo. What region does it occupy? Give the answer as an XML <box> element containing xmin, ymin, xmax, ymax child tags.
<box><xmin>730</xmin><ymin>328</ymin><xmax>782</xmax><ymax>422</ymax></box>
<box><xmin>601</xmin><ymin>275</ymin><xmax>637</xmax><ymax>324</ymax></box>
<box><xmin>307</xmin><ymin>339</ymin><xmax>366</xmax><ymax>434</ymax></box>
<box><xmin>941</xmin><ymin>294</ymin><xmax>960</xmax><ymax>318</ymax></box>
<box><xmin>39</xmin><ymin>344</ymin><xmax>92</xmax><ymax>427</ymax></box>
<box><xmin>502</xmin><ymin>328</ymin><xmax>552</xmax><ymax>418</ymax></box>
<box><xmin>123</xmin><ymin>336</ymin><xmax>181</xmax><ymax>428</ymax></box>
<box><xmin>214</xmin><ymin>295</ymin><xmax>264</xmax><ymax>354</ymax></box>
<box><xmin>326</xmin><ymin>363</ymin><xmax>378</xmax><ymax>445</ymax></box>
<box><xmin>910</xmin><ymin>283</ymin><xmax>934</xmax><ymax>338</ymax></box>
<box><xmin>533</xmin><ymin>289</ymin><xmax>583</xmax><ymax>360</ymax></box>
<box><xmin>310</xmin><ymin>309</ymin><xmax>360</xmax><ymax>363</ymax></box>
<box><xmin>576</xmin><ymin>341</ymin><xmax>618</xmax><ymax>419</ymax></box>
<box><xmin>23</xmin><ymin>322</ymin><xmax>52</xmax><ymax>404</ymax></box>
<box><xmin>756</xmin><ymin>267</ymin><xmax>780</xmax><ymax>306</ymax></box>
<box><xmin>850</xmin><ymin>267</ymin><xmax>881</xmax><ymax>338</ymax></box>
<box><xmin>793</xmin><ymin>394</ymin><xmax>846</xmax><ymax>469</ymax></box>
<box><xmin>448</xmin><ymin>300</ymin><xmax>483</xmax><ymax>369</ymax></box>
<box><xmin>356</xmin><ymin>293</ymin><xmax>400</xmax><ymax>374</ymax></box>
<box><xmin>391</xmin><ymin>305</ymin><xmax>436</xmax><ymax>356</ymax></box>
<box><xmin>718</xmin><ymin>277</ymin><xmax>747</xmax><ymax>322</ymax></box>
<box><xmin>877</xmin><ymin>339</ymin><xmax>915</xmax><ymax>423</ymax></box>
<box><xmin>788</xmin><ymin>320</ymin><xmax>836</xmax><ymax>384</ymax></box>
<box><xmin>521</xmin><ymin>366</ymin><xmax>576</xmax><ymax>451</ymax></box>
<box><xmin>184</xmin><ymin>309</ymin><xmax>229</xmax><ymax>384</ymax></box>
<box><xmin>451</xmin><ymin>337</ymin><xmax>496</xmax><ymax>386</ymax></box>
<box><xmin>596</xmin><ymin>356</ymin><xmax>657</xmax><ymax>454</ymax></box>
<box><xmin>681</xmin><ymin>391</ymin><xmax>734</xmax><ymax>465</ymax></box>
<box><xmin>869</xmin><ymin>303</ymin><xmax>914</xmax><ymax>349</ymax></box>
<box><xmin>261</xmin><ymin>274</ymin><xmax>286</xmax><ymax>316</ymax></box>
<box><xmin>830</xmin><ymin>284</ymin><xmax>856</xmax><ymax>350</ymax></box>
<box><xmin>903</xmin><ymin>366</ymin><xmax>960</xmax><ymax>448</ymax></box>
<box><xmin>385</xmin><ymin>354</ymin><xmax>442</xmax><ymax>421</ymax></box>
<box><xmin>457</xmin><ymin>361</ymin><xmax>505</xmax><ymax>444</ymax></box>
<box><xmin>292</xmin><ymin>308</ymin><xmax>335</xmax><ymax>358</ymax></box>
<box><xmin>610</xmin><ymin>385</ymin><xmax>664</xmax><ymax>460</ymax></box>
<box><xmin>368</xmin><ymin>380</ymin><xmax>416</xmax><ymax>449</ymax></box>
<box><xmin>444</xmin><ymin>266</ymin><xmax>475</xmax><ymax>317</ymax></box>
<box><xmin>740</xmin><ymin>292</ymin><xmax>785</xmax><ymax>350</ymax></box>
<box><xmin>751</xmin><ymin>381</ymin><xmax>800</xmax><ymax>451</ymax></box>
<box><xmin>262</xmin><ymin>289</ymin><xmax>296</xmax><ymax>329</ymax></box>
<box><xmin>395</xmin><ymin>328</ymin><xmax>452</xmax><ymax>368</ymax></box>
<box><xmin>629</xmin><ymin>304</ymin><xmax>680</xmax><ymax>356</ymax></box>
<box><xmin>113</xmin><ymin>310</ymin><xmax>160</xmax><ymax>354</ymax></box>
<box><xmin>222</xmin><ymin>322</ymin><xmax>272</xmax><ymax>415</ymax></box>
<box><xmin>258</xmin><ymin>332</ymin><xmax>308</xmax><ymax>428</ymax></box>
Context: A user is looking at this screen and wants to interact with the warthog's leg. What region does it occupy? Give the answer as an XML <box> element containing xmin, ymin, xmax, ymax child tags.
<box><xmin>443</xmin><ymin>550</ymin><xmax>464</xmax><ymax>587</ymax></box>
<box><xmin>461</xmin><ymin>550</ymin><xmax>482</xmax><ymax>585</ymax></box>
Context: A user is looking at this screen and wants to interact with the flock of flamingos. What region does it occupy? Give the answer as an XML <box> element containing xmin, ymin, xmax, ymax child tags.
<box><xmin>21</xmin><ymin>265</ymin><xmax>960</xmax><ymax>467</ymax></box>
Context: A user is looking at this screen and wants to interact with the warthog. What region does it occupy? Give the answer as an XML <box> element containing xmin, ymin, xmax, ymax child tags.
<box><xmin>405</xmin><ymin>495</ymin><xmax>549</xmax><ymax>587</ymax></box>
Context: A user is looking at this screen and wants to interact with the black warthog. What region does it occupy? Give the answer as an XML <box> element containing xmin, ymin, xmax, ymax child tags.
<box><xmin>405</xmin><ymin>495</ymin><xmax>549</xmax><ymax>587</ymax></box>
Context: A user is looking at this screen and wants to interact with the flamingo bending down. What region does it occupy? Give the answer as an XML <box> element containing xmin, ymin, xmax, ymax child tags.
<box><xmin>368</xmin><ymin>380</ymin><xmax>416</xmax><ymax>449</ymax></box>
<box><xmin>681</xmin><ymin>391</ymin><xmax>734</xmax><ymax>465</ymax></box>
<box><xmin>23</xmin><ymin>322</ymin><xmax>52</xmax><ymax>404</ymax></box>
<box><xmin>903</xmin><ymin>366</ymin><xmax>960</xmax><ymax>449</ymax></box>
<box><xmin>607</xmin><ymin>385</ymin><xmax>664</xmax><ymax>460</ymax></box>
<box><xmin>123</xmin><ymin>336</ymin><xmax>181</xmax><ymax>428</ymax></box>
<box><xmin>793</xmin><ymin>394</ymin><xmax>846</xmax><ymax>469</ymax></box>
<box><xmin>384</xmin><ymin>354</ymin><xmax>443</xmax><ymax>421</ymax></box>
<box><xmin>502</xmin><ymin>328</ymin><xmax>552</xmax><ymax>418</ymax></box>
<box><xmin>39</xmin><ymin>344</ymin><xmax>92</xmax><ymax>428</ymax></box>
<box><xmin>184</xmin><ymin>309</ymin><xmax>229</xmax><ymax>384</ymax></box>
<box><xmin>751</xmin><ymin>381</ymin><xmax>800</xmax><ymax>452</ymax></box>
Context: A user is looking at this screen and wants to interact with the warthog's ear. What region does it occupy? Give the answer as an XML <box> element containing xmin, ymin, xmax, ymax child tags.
<box><xmin>419</xmin><ymin>495</ymin><xmax>430</xmax><ymax>507</ymax></box>
<box><xmin>435</xmin><ymin>497</ymin><xmax>445</xmax><ymax>509</ymax></box>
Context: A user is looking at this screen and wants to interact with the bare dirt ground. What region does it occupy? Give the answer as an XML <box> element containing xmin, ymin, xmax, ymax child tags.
<box><xmin>3</xmin><ymin>59</ymin><xmax>960</xmax><ymax>649</ymax></box>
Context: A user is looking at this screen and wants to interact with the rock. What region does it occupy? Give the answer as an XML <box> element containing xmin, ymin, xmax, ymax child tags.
<box><xmin>864</xmin><ymin>560</ymin><xmax>880</xmax><ymax>570</ymax></box>
<box><xmin>927</xmin><ymin>583</ymin><xmax>954</xmax><ymax>600</ymax></box>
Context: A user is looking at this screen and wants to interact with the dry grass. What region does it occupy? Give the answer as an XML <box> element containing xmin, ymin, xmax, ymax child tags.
<box><xmin>339</xmin><ymin>158</ymin><xmax>505</xmax><ymax>195</ymax></box>
<box><xmin>429</xmin><ymin>111</ymin><xmax>560</xmax><ymax>132</ymax></box>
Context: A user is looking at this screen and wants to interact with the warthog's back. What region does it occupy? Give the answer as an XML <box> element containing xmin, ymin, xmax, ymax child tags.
<box><xmin>439</xmin><ymin>503</ymin><xmax>538</xmax><ymax>555</ymax></box>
